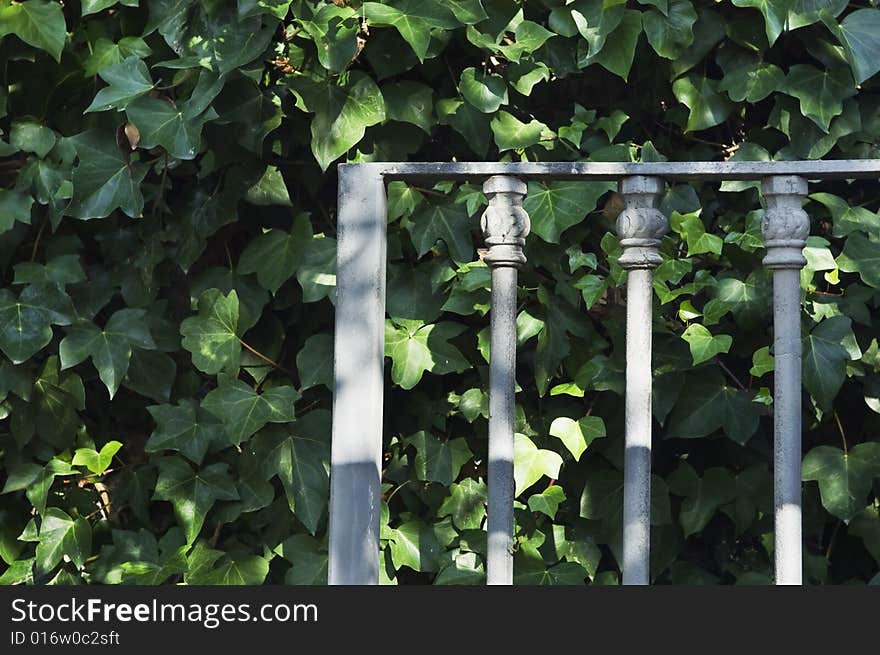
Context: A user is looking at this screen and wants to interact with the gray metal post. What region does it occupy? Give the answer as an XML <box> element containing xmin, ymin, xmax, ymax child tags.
<box><xmin>481</xmin><ymin>176</ymin><xmax>529</xmax><ymax>585</ymax></box>
<box><xmin>761</xmin><ymin>175</ymin><xmax>809</xmax><ymax>586</ymax></box>
<box><xmin>328</xmin><ymin>165</ymin><xmax>387</xmax><ymax>585</ymax></box>
<box><xmin>616</xmin><ymin>176</ymin><xmax>667</xmax><ymax>585</ymax></box>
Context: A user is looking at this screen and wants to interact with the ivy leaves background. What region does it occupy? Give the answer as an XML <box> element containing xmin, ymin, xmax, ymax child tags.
<box><xmin>0</xmin><ymin>0</ymin><xmax>879</xmax><ymax>586</ymax></box>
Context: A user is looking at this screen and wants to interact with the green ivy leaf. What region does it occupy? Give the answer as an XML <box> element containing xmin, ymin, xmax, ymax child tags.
<box><xmin>514</xmin><ymin>433</ymin><xmax>563</xmax><ymax>496</ymax></box>
<box><xmin>435</xmin><ymin>550</ymin><xmax>484</xmax><ymax>584</ymax></box>
<box><xmin>459</xmin><ymin>67</ymin><xmax>508</xmax><ymax>113</ymax></box>
<box><xmin>186</xmin><ymin>547</ymin><xmax>270</xmax><ymax>585</ymax></box>
<box><xmin>252</xmin><ymin>418</ymin><xmax>330</xmax><ymax>534</ymax></box>
<box><xmin>145</xmin><ymin>400</ymin><xmax>224</xmax><ymax>465</ymax></box>
<box><xmin>0</xmin><ymin>284</ymin><xmax>74</xmax><ymax>364</ymax></box>
<box><xmin>672</xmin><ymin>75</ymin><xmax>733</xmax><ymax>132</ymax></box>
<box><xmin>363</xmin><ymin>0</ymin><xmax>458</xmax><ymax>61</ymax></box>
<box><xmin>182</xmin><ymin>8</ymin><xmax>275</xmax><ymax>75</ymax></box>
<box><xmin>0</xmin><ymin>0</ymin><xmax>67</xmax><ymax>62</ymax></box>
<box><xmin>506</xmin><ymin>60</ymin><xmax>551</xmax><ymax>95</ymax></box>
<box><xmin>436</xmin><ymin>98</ymin><xmax>491</xmax><ymax>155</ymax></box>
<box><xmin>381</xmin><ymin>81</ymin><xmax>435</xmax><ymax>133</ymax></box>
<box><xmin>438</xmin><ymin>478</ymin><xmax>486</xmax><ymax>530</ymax></box>
<box><xmin>0</xmin><ymin>189</ymin><xmax>34</xmax><ymax>234</ymax></box>
<box><xmin>668</xmin><ymin>463</ymin><xmax>736</xmax><ymax>538</ymax></box>
<box><xmin>202</xmin><ymin>379</ymin><xmax>299</xmax><ymax>446</ymax></box>
<box><xmin>802</xmin><ymin>316</ymin><xmax>852</xmax><ymax>410</ymax></box>
<box><xmin>276</xmin><ymin>534</ymin><xmax>328</xmax><ymax>584</ymax></box>
<box><xmin>84</xmin><ymin>56</ymin><xmax>154</xmax><ymax>113</ymax></box>
<box><xmin>810</xmin><ymin>193</ymin><xmax>879</xmax><ymax>238</ymax></box>
<box><xmin>406</xmin><ymin>431</ymin><xmax>473</xmax><ymax>486</ymax></box>
<box><xmin>238</xmin><ymin>216</ymin><xmax>310</xmax><ymax>293</ymax></box>
<box><xmin>407</xmin><ymin>199</ymin><xmax>473</xmax><ymax>262</ymax></box>
<box><xmin>82</xmin><ymin>36</ymin><xmax>152</xmax><ymax>77</ymax></box>
<box><xmin>152</xmin><ymin>457</ymin><xmax>239</xmax><ymax>545</ymax></box>
<box><xmin>527</xmin><ymin>485</ymin><xmax>566</xmax><ymax>518</ymax></box>
<box><xmin>731</xmin><ymin>0</ymin><xmax>793</xmax><ymax>46</ymax></box>
<box><xmin>681</xmin><ymin>324</ymin><xmax>732</xmax><ymax>365</ymax></box>
<box><xmin>389</xmin><ymin>520</ymin><xmax>440</xmax><ymax>572</ymax></box>
<box><xmin>837</xmin><ymin>233</ymin><xmax>880</xmax><ymax>288</ymax></box>
<box><xmin>444</xmin><ymin>0</ymin><xmax>488</xmax><ymax>25</ymax></box>
<box><xmin>642</xmin><ymin>0</ymin><xmax>697</xmax><ymax>59</ymax></box>
<box><xmin>180</xmin><ymin>289</ymin><xmax>241</xmax><ymax>375</ymax></box>
<box><xmin>559</xmin><ymin>0</ymin><xmax>624</xmax><ymax>57</ymax></box>
<box><xmin>593</xmin><ymin>9</ymin><xmax>642</xmax><ymax>81</ymax></box>
<box><xmin>59</xmin><ymin>309</ymin><xmax>156</xmax><ymax>398</ymax></box>
<box><xmin>68</xmin><ymin>129</ymin><xmax>148</xmax><ymax>219</ymax></box>
<box><xmin>297</xmin><ymin>234</ymin><xmax>337</xmax><ymax>303</ymax></box>
<box><xmin>719</xmin><ymin>61</ymin><xmax>784</xmax><ymax>103</ymax></box>
<box><xmin>549</xmin><ymin>415</ymin><xmax>606</xmax><ymax>461</ymax></box>
<box><xmin>750</xmin><ymin>345</ymin><xmax>775</xmax><ymax>377</ymax></box>
<box><xmin>125</xmin><ymin>96</ymin><xmax>215</xmax><ymax>160</ymax></box>
<box><xmin>290</xmin><ymin>71</ymin><xmax>386</xmax><ymax>171</ymax></box>
<box><xmin>802</xmin><ymin>443</ymin><xmax>880</xmax><ymax>522</ymax></box>
<box><xmin>36</xmin><ymin>508</ymin><xmax>91</xmax><ymax>575</ymax></box>
<box><xmin>673</xmin><ymin>211</ymin><xmax>724</xmax><ymax>256</ymax></box>
<box><xmin>788</xmin><ymin>0</ymin><xmax>846</xmax><ymax>30</ymax></box>
<box><xmin>515</xmin><ymin>549</ymin><xmax>588</xmax><ymax>585</ymax></box>
<box><xmin>9</xmin><ymin>120</ymin><xmax>56</xmax><ymax>157</ymax></box>
<box><xmin>830</xmin><ymin>8</ymin><xmax>880</xmax><ymax>85</ymax></box>
<box><xmin>534</xmin><ymin>287</ymin><xmax>593</xmax><ymax>395</ymax></box>
<box><xmin>523</xmin><ymin>181</ymin><xmax>615</xmax><ymax>243</ymax></box>
<box><xmin>781</xmin><ymin>64</ymin><xmax>855</xmax><ymax>133</ymax></box>
<box><xmin>81</xmin><ymin>0</ymin><xmax>138</xmax><ymax>16</ymax></box>
<box><xmin>296</xmin><ymin>333</ymin><xmax>333</xmax><ymax>391</ymax></box>
<box><xmin>385</xmin><ymin>319</ymin><xmax>469</xmax><ymax>389</ymax></box>
<box><xmin>20</xmin><ymin>458</ymin><xmax>74</xmax><ymax>515</ymax></box>
<box><xmin>849</xmin><ymin>507</ymin><xmax>880</xmax><ymax>565</ymax></box>
<box><xmin>298</xmin><ymin>4</ymin><xmax>358</xmax><ymax>73</ymax></box>
<box><xmin>667</xmin><ymin>372</ymin><xmax>760</xmax><ymax>444</ymax></box>
<box><xmin>490</xmin><ymin>111</ymin><xmax>552</xmax><ymax>151</ymax></box>
<box><xmin>580</xmin><ymin>469</ymin><xmax>673</xmax><ymax>529</ymax></box>
<box><xmin>72</xmin><ymin>440</ymin><xmax>122</xmax><ymax>475</ymax></box>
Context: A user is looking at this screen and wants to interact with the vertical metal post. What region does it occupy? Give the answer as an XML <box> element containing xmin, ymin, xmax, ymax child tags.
<box><xmin>481</xmin><ymin>176</ymin><xmax>529</xmax><ymax>585</ymax></box>
<box><xmin>329</xmin><ymin>165</ymin><xmax>387</xmax><ymax>585</ymax></box>
<box><xmin>616</xmin><ymin>176</ymin><xmax>667</xmax><ymax>585</ymax></box>
<box><xmin>761</xmin><ymin>175</ymin><xmax>809</xmax><ymax>586</ymax></box>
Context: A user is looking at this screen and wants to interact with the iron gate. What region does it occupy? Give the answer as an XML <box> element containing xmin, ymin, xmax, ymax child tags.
<box><xmin>328</xmin><ymin>160</ymin><xmax>880</xmax><ymax>586</ymax></box>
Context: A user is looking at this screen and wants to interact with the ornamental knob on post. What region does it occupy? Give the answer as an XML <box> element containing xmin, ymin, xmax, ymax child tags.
<box><xmin>616</xmin><ymin>176</ymin><xmax>667</xmax><ymax>269</ymax></box>
<box><xmin>761</xmin><ymin>175</ymin><xmax>809</xmax><ymax>269</ymax></box>
<box><xmin>481</xmin><ymin>176</ymin><xmax>530</xmax><ymax>268</ymax></box>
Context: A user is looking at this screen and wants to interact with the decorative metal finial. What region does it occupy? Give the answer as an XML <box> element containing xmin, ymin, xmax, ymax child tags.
<box><xmin>481</xmin><ymin>176</ymin><xmax>530</xmax><ymax>268</ymax></box>
<box><xmin>761</xmin><ymin>175</ymin><xmax>809</xmax><ymax>270</ymax></box>
<box><xmin>616</xmin><ymin>176</ymin><xmax>667</xmax><ymax>270</ymax></box>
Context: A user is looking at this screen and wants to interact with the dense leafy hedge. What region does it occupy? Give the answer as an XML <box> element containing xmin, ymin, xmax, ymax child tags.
<box><xmin>1</xmin><ymin>0</ymin><xmax>879</xmax><ymax>585</ymax></box>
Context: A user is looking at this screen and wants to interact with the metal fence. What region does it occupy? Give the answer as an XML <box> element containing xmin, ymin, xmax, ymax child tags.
<box><xmin>328</xmin><ymin>160</ymin><xmax>880</xmax><ymax>586</ymax></box>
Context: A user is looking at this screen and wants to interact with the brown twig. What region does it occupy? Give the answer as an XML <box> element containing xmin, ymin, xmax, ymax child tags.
<box><xmin>239</xmin><ymin>338</ymin><xmax>294</xmax><ymax>376</ymax></box>
<box><xmin>716</xmin><ymin>357</ymin><xmax>746</xmax><ymax>391</ymax></box>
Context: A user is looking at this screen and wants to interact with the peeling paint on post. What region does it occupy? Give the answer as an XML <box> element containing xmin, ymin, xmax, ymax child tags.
<box><xmin>761</xmin><ymin>175</ymin><xmax>809</xmax><ymax>586</ymax></box>
<box><xmin>616</xmin><ymin>176</ymin><xmax>667</xmax><ymax>586</ymax></box>
<box><xmin>328</xmin><ymin>165</ymin><xmax>387</xmax><ymax>585</ymax></box>
<box><xmin>481</xmin><ymin>176</ymin><xmax>529</xmax><ymax>585</ymax></box>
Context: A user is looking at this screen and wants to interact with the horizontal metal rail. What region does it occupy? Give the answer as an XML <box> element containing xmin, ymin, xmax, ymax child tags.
<box><xmin>350</xmin><ymin>159</ymin><xmax>880</xmax><ymax>181</ymax></box>
<box><xmin>329</xmin><ymin>159</ymin><xmax>880</xmax><ymax>587</ymax></box>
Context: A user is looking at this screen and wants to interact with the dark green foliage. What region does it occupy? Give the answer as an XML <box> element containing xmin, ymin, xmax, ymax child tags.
<box><xmin>0</xmin><ymin>0</ymin><xmax>879</xmax><ymax>586</ymax></box>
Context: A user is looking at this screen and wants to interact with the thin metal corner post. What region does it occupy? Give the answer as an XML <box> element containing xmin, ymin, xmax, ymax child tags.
<box><xmin>329</xmin><ymin>165</ymin><xmax>387</xmax><ymax>585</ymax></box>
<box><xmin>481</xmin><ymin>176</ymin><xmax>529</xmax><ymax>585</ymax></box>
<box><xmin>761</xmin><ymin>175</ymin><xmax>809</xmax><ymax>585</ymax></box>
<box><xmin>616</xmin><ymin>176</ymin><xmax>667</xmax><ymax>586</ymax></box>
